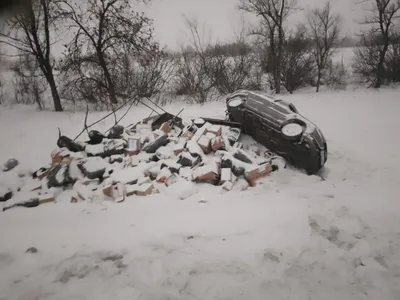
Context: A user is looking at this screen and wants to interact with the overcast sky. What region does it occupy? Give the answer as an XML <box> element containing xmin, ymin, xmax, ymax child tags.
<box><xmin>140</xmin><ymin>0</ymin><xmax>368</xmax><ymax>50</ymax></box>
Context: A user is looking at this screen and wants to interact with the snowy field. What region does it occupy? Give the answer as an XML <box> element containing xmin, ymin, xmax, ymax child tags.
<box><xmin>1</xmin><ymin>86</ymin><xmax>400</xmax><ymax>300</ymax></box>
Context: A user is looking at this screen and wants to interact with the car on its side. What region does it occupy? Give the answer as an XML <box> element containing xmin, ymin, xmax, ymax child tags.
<box><xmin>225</xmin><ymin>90</ymin><xmax>327</xmax><ymax>175</ymax></box>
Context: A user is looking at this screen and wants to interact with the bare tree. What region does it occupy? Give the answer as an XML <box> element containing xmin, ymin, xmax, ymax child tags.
<box><xmin>59</xmin><ymin>0</ymin><xmax>157</xmax><ymax>105</ymax></box>
<box><xmin>239</xmin><ymin>0</ymin><xmax>298</xmax><ymax>94</ymax></box>
<box><xmin>115</xmin><ymin>49</ymin><xmax>174</xmax><ymax>99</ymax></box>
<box><xmin>172</xmin><ymin>17</ymin><xmax>215</xmax><ymax>103</ymax></box>
<box><xmin>359</xmin><ymin>0</ymin><xmax>400</xmax><ymax>87</ymax></box>
<box><xmin>209</xmin><ymin>18</ymin><xmax>263</xmax><ymax>94</ymax></box>
<box><xmin>0</xmin><ymin>0</ymin><xmax>63</xmax><ymax>111</ymax></box>
<box><xmin>174</xmin><ymin>16</ymin><xmax>262</xmax><ymax>103</ymax></box>
<box><xmin>281</xmin><ymin>24</ymin><xmax>314</xmax><ymax>93</ymax></box>
<box><xmin>352</xmin><ymin>32</ymin><xmax>382</xmax><ymax>85</ymax></box>
<box><xmin>308</xmin><ymin>1</ymin><xmax>341</xmax><ymax>92</ymax></box>
<box><xmin>385</xmin><ymin>32</ymin><xmax>400</xmax><ymax>82</ymax></box>
<box><xmin>12</xmin><ymin>52</ymin><xmax>46</xmax><ymax>109</ymax></box>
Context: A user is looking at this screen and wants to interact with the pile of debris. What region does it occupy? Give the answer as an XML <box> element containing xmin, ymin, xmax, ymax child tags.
<box><xmin>1</xmin><ymin>112</ymin><xmax>286</xmax><ymax>212</ymax></box>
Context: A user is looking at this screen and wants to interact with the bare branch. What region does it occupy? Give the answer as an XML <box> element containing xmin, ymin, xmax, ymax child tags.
<box><xmin>308</xmin><ymin>0</ymin><xmax>342</xmax><ymax>91</ymax></box>
<box><xmin>84</xmin><ymin>104</ymin><xmax>89</xmax><ymax>135</ymax></box>
<box><xmin>60</xmin><ymin>0</ymin><xmax>159</xmax><ymax>106</ymax></box>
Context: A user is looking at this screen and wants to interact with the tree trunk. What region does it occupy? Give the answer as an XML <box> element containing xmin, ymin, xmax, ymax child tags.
<box><xmin>276</xmin><ymin>27</ymin><xmax>284</xmax><ymax>95</ymax></box>
<box><xmin>375</xmin><ymin>45</ymin><xmax>388</xmax><ymax>88</ymax></box>
<box><xmin>42</xmin><ymin>62</ymin><xmax>62</xmax><ymax>111</ymax></box>
<box><xmin>97</xmin><ymin>51</ymin><xmax>118</xmax><ymax>104</ymax></box>
<box><xmin>47</xmin><ymin>72</ymin><xmax>63</xmax><ymax>111</ymax></box>
<box><xmin>316</xmin><ymin>68</ymin><xmax>322</xmax><ymax>92</ymax></box>
<box><xmin>38</xmin><ymin>59</ymin><xmax>63</xmax><ymax>111</ymax></box>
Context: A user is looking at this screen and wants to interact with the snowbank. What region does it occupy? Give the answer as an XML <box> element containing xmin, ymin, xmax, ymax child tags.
<box><xmin>0</xmin><ymin>87</ymin><xmax>400</xmax><ymax>300</ymax></box>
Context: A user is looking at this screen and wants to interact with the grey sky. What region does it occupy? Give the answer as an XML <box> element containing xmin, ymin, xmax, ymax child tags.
<box><xmin>141</xmin><ymin>0</ymin><xmax>368</xmax><ymax>50</ymax></box>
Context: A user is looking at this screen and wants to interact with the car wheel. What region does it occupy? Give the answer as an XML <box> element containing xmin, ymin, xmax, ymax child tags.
<box><xmin>227</xmin><ymin>97</ymin><xmax>244</xmax><ymax>109</ymax></box>
<box><xmin>281</xmin><ymin>122</ymin><xmax>303</xmax><ymax>141</ymax></box>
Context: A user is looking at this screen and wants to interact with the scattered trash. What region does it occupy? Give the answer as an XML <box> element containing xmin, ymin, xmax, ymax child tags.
<box><xmin>2</xmin><ymin>158</ymin><xmax>19</xmax><ymax>172</ymax></box>
<box><xmin>1</xmin><ymin>110</ymin><xmax>285</xmax><ymax>212</ymax></box>
<box><xmin>0</xmin><ymin>186</ymin><xmax>13</xmax><ymax>202</ymax></box>
<box><xmin>26</xmin><ymin>247</ymin><xmax>38</xmax><ymax>254</ymax></box>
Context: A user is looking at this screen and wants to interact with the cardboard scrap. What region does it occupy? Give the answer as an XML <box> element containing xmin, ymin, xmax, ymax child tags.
<box><xmin>222</xmin><ymin>181</ymin><xmax>233</xmax><ymax>191</ymax></box>
<box><xmin>111</xmin><ymin>182</ymin><xmax>125</xmax><ymax>203</ymax></box>
<box><xmin>159</xmin><ymin>122</ymin><xmax>171</xmax><ymax>134</ymax></box>
<box><xmin>126</xmin><ymin>137</ymin><xmax>141</xmax><ymax>156</ymax></box>
<box><xmin>166</xmin><ymin>174</ymin><xmax>179</xmax><ymax>187</ymax></box>
<box><xmin>220</xmin><ymin>168</ymin><xmax>232</xmax><ymax>184</ymax></box>
<box><xmin>156</xmin><ymin>168</ymin><xmax>172</xmax><ymax>183</ymax></box>
<box><xmin>181</xmin><ymin>128</ymin><xmax>194</xmax><ymax>140</ymax></box>
<box><xmin>136</xmin><ymin>183</ymin><xmax>154</xmax><ymax>196</ymax></box>
<box><xmin>207</xmin><ymin>125</ymin><xmax>222</xmax><ymax>136</ymax></box>
<box><xmin>197</xmin><ymin>135</ymin><xmax>212</xmax><ymax>154</ymax></box>
<box><xmin>173</xmin><ymin>139</ymin><xmax>186</xmax><ymax>156</ymax></box>
<box><xmin>192</xmin><ymin>163</ymin><xmax>219</xmax><ymax>184</ymax></box>
<box><xmin>103</xmin><ymin>184</ymin><xmax>113</xmax><ymax>198</ymax></box>
<box><xmin>38</xmin><ymin>191</ymin><xmax>55</xmax><ymax>204</ymax></box>
<box><xmin>4</xmin><ymin>111</ymin><xmax>286</xmax><ymax>213</ymax></box>
<box><xmin>205</xmin><ymin>132</ymin><xmax>217</xmax><ymax>140</ymax></box>
<box><xmin>136</xmin><ymin>123</ymin><xmax>152</xmax><ymax>135</ymax></box>
<box><xmin>245</xmin><ymin>163</ymin><xmax>272</xmax><ymax>186</ymax></box>
<box><xmin>51</xmin><ymin>148</ymin><xmax>63</xmax><ymax>166</ymax></box>
<box><xmin>211</xmin><ymin>136</ymin><xmax>224</xmax><ymax>152</ymax></box>
<box><xmin>125</xmin><ymin>184</ymin><xmax>137</xmax><ymax>197</ymax></box>
<box><xmin>156</xmin><ymin>145</ymin><xmax>174</xmax><ymax>159</ymax></box>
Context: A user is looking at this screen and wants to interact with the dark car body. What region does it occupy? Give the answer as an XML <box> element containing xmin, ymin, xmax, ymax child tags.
<box><xmin>225</xmin><ymin>90</ymin><xmax>327</xmax><ymax>175</ymax></box>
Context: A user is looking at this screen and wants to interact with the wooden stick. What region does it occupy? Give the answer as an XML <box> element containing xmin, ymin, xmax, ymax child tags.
<box><xmin>73</xmin><ymin>97</ymin><xmax>133</xmax><ymax>141</ymax></box>
<box><xmin>83</xmin><ymin>104</ymin><xmax>89</xmax><ymax>135</ymax></box>
<box><xmin>104</xmin><ymin>97</ymin><xmax>139</xmax><ymax>134</ymax></box>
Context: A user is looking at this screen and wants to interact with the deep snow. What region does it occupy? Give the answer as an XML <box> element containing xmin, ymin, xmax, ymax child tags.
<box><xmin>0</xmin><ymin>87</ymin><xmax>400</xmax><ymax>300</ymax></box>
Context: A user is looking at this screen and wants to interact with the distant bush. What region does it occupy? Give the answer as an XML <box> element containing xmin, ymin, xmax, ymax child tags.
<box><xmin>326</xmin><ymin>60</ymin><xmax>348</xmax><ymax>90</ymax></box>
<box><xmin>280</xmin><ymin>26</ymin><xmax>314</xmax><ymax>94</ymax></box>
<box><xmin>11</xmin><ymin>54</ymin><xmax>46</xmax><ymax>110</ymax></box>
<box><xmin>353</xmin><ymin>32</ymin><xmax>400</xmax><ymax>87</ymax></box>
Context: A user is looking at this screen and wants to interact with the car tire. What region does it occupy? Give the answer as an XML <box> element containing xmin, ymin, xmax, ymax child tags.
<box><xmin>227</xmin><ymin>97</ymin><xmax>244</xmax><ymax>109</ymax></box>
<box><xmin>281</xmin><ymin>122</ymin><xmax>304</xmax><ymax>141</ymax></box>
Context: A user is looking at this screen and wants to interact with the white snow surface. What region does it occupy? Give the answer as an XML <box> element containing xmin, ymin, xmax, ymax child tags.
<box><xmin>1</xmin><ymin>87</ymin><xmax>400</xmax><ymax>300</ymax></box>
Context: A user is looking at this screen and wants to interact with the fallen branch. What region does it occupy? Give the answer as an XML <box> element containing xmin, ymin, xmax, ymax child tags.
<box><xmin>83</xmin><ymin>104</ymin><xmax>89</xmax><ymax>136</ymax></box>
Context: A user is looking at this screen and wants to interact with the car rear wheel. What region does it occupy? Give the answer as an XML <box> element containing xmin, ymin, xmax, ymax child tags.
<box><xmin>227</xmin><ymin>97</ymin><xmax>245</xmax><ymax>123</ymax></box>
<box><xmin>227</xmin><ymin>98</ymin><xmax>244</xmax><ymax>108</ymax></box>
<box><xmin>281</xmin><ymin>122</ymin><xmax>303</xmax><ymax>141</ymax></box>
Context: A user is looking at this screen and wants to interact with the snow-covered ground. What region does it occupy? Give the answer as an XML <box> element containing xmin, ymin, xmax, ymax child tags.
<box><xmin>1</xmin><ymin>87</ymin><xmax>400</xmax><ymax>300</ymax></box>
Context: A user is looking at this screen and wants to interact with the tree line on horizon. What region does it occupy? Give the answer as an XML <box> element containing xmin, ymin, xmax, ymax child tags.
<box><xmin>0</xmin><ymin>0</ymin><xmax>399</xmax><ymax>111</ymax></box>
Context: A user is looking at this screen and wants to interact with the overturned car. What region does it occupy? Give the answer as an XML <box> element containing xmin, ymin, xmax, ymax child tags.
<box><xmin>222</xmin><ymin>90</ymin><xmax>328</xmax><ymax>175</ymax></box>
